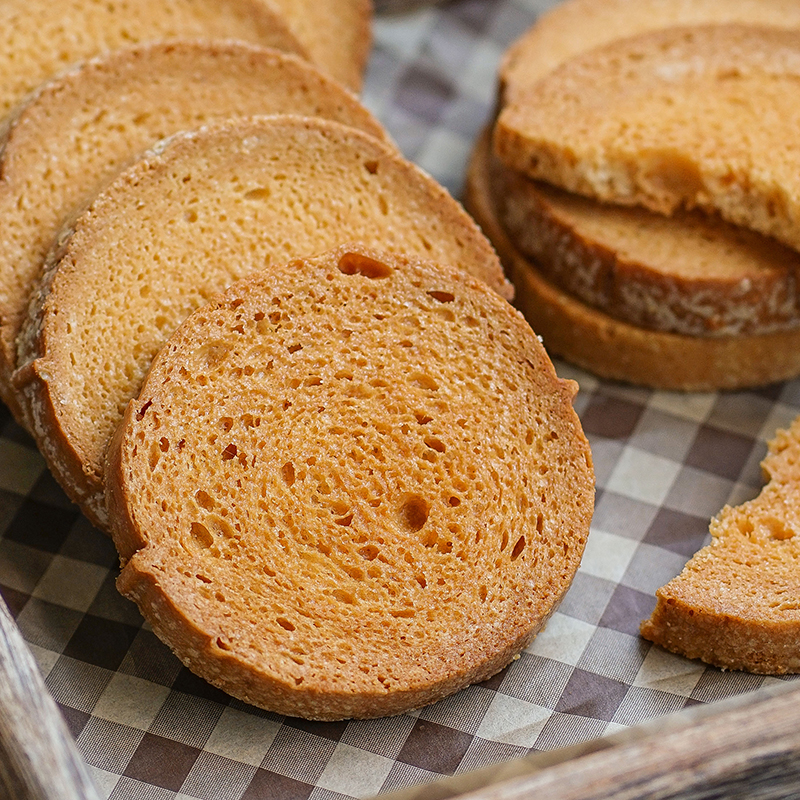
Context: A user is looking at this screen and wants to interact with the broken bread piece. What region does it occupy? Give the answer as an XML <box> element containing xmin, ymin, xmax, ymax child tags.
<box><xmin>105</xmin><ymin>244</ymin><xmax>594</xmax><ymax>720</ymax></box>
<box><xmin>14</xmin><ymin>115</ymin><xmax>509</xmax><ymax>531</ymax></box>
<box><xmin>641</xmin><ymin>416</ymin><xmax>800</xmax><ymax>674</ymax></box>
<box><xmin>0</xmin><ymin>40</ymin><xmax>388</xmax><ymax>423</ymax></box>
<box><xmin>495</xmin><ymin>24</ymin><xmax>800</xmax><ymax>252</ymax></box>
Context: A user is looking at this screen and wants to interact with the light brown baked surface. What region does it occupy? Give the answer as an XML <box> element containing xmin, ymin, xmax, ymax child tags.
<box><xmin>493</xmin><ymin>148</ymin><xmax>800</xmax><ymax>337</ymax></box>
<box><xmin>465</xmin><ymin>126</ymin><xmax>800</xmax><ymax>391</ymax></box>
<box><xmin>500</xmin><ymin>0</ymin><xmax>800</xmax><ymax>104</ymax></box>
<box><xmin>641</xmin><ymin>417</ymin><xmax>800</xmax><ymax>674</ymax></box>
<box><xmin>14</xmin><ymin>116</ymin><xmax>508</xmax><ymax>530</ymax></box>
<box><xmin>105</xmin><ymin>244</ymin><xmax>594</xmax><ymax>720</ymax></box>
<box><xmin>0</xmin><ymin>41</ymin><xmax>389</xmax><ymax>425</ymax></box>
<box><xmin>266</xmin><ymin>0</ymin><xmax>373</xmax><ymax>91</ymax></box>
<box><xmin>0</xmin><ymin>0</ymin><xmax>308</xmax><ymax>119</ymax></box>
<box><xmin>495</xmin><ymin>24</ymin><xmax>800</xmax><ymax>251</ymax></box>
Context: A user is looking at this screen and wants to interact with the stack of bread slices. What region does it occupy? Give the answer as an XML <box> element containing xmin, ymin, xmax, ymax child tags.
<box><xmin>467</xmin><ymin>0</ymin><xmax>800</xmax><ymax>675</ymax></box>
<box><xmin>469</xmin><ymin>0</ymin><xmax>800</xmax><ymax>392</ymax></box>
<box><xmin>0</xmin><ymin>1</ymin><xmax>597</xmax><ymax>718</ymax></box>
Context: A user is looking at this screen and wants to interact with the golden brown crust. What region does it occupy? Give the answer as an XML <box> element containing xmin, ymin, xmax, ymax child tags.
<box><xmin>0</xmin><ymin>0</ymin><xmax>308</xmax><ymax>118</ymax></box>
<box><xmin>495</xmin><ymin>24</ymin><xmax>800</xmax><ymax>252</ymax></box>
<box><xmin>493</xmin><ymin>150</ymin><xmax>800</xmax><ymax>337</ymax></box>
<box><xmin>105</xmin><ymin>244</ymin><xmax>593</xmax><ymax>719</ymax></box>
<box><xmin>0</xmin><ymin>41</ymin><xmax>389</xmax><ymax>427</ymax></box>
<box><xmin>499</xmin><ymin>0</ymin><xmax>800</xmax><ymax>104</ymax></box>
<box><xmin>466</xmin><ymin>127</ymin><xmax>800</xmax><ymax>391</ymax></box>
<box><xmin>641</xmin><ymin>417</ymin><xmax>800</xmax><ymax>674</ymax></box>
<box><xmin>14</xmin><ymin>116</ymin><xmax>508</xmax><ymax>530</ymax></box>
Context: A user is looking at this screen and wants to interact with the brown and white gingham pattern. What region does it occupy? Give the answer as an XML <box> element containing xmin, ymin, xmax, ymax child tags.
<box><xmin>1</xmin><ymin>1</ymin><xmax>798</xmax><ymax>798</ymax></box>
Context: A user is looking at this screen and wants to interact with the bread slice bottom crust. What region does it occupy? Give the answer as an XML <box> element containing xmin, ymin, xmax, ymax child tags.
<box><xmin>105</xmin><ymin>245</ymin><xmax>594</xmax><ymax>719</ymax></box>
<box><xmin>466</xmin><ymin>128</ymin><xmax>800</xmax><ymax>391</ymax></box>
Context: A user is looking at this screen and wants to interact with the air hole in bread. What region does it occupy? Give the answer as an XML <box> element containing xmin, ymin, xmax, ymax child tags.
<box><xmin>281</xmin><ymin>462</ymin><xmax>296</xmax><ymax>486</ymax></box>
<box><xmin>398</xmin><ymin>495</ymin><xmax>430</xmax><ymax>533</ymax></box>
<box><xmin>216</xmin><ymin>637</ymin><xmax>231</xmax><ymax>651</ymax></box>
<box><xmin>335</xmin><ymin>513</ymin><xmax>354</xmax><ymax>527</ymax></box>
<box><xmin>364</xmin><ymin>159</ymin><xmax>379</xmax><ymax>175</ymax></box>
<box><xmin>358</xmin><ymin>544</ymin><xmax>379</xmax><ymax>561</ymax></box>
<box><xmin>221</xmin><ymin>443</ymin><xmax>237</xmax><ymax>460</ymax></box>
<box><xmin>195</xmin><ymin>490</ymin><xmax>215</xmax><ymax>511</ymax></box>
<box><xmin>244</xmin><ymin>187</ymin><xmax>271</xmax><ymax>202</ymax></box>
<box><xmin>276</xmin><ymin>617</ymin><xmax>295</xmax><ymax>632</ymax></box>
<box><xmin>511</xmin><ymin>536</ymin><xmax>526</xmax><ymax>561</ymax></box>
<box><xmin>190</xmin><ymin>522</ymin><xmax>213</xmax><ymax>549</ymax></box>
<box><xmin>337</xmin><ymin>252</ymin><xmax>393</xmax><ymax>279</ymax></box>
<box><xmin>333</xmin><ymin>589</ymin><xmax>356</xmax><ymax>605</ymax></box>
<box><xmin>427</xmin><ymin>290</ymin><xmax>455</xmax><ymax>303</ymax></box>
<box><xmin>409</xmin><ymin>372</ymin><xmax>438</xmax><ymax>391</ymax></box>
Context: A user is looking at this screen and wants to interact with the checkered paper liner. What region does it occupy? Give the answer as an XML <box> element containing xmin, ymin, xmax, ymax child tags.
<box><xmin>1</xmin><ymin>1</ymin><xmax>798</xmax><ymax>798</ymax></box>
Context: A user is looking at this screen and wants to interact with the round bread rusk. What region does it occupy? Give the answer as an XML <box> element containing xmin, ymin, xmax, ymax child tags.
<box><xmin>495</xmin><ymin>25</ymin><xmax>800</xmax><ymax>253</ymax></box>
<box><xmin>0</xmin><ymin>41</ymin><xmax>389</xmax><ymax>424</ymax></box>
<box><xmin>493</xmin><ymin>147</ymin><xmax>800</xmax><ymax>338</ymax></box>
<box><xmin>500</xmin><ymin>0</ymin><xmax>800</xmax><ymax>104</ymax></box>
<box><xmin>0</xmin><ymin>0</ymin><xmax>308</xmax><ymax>119</ymax></box>
<box><xmin>642</xmin><ymin>416</ymin><xmax>800</xmax><ymax>674</ymax></box>
<box><xmin>14</xmin><ymin>116</ymin><xmax>510</xmax><ymax>530</ymax></box>
<box><xmin>105</xmin><ymin>244</ymin><xmax>594</xmax><ymax>720</ymax></box>
<box><xmin>466</xmin><ymin>127</ymin><xmax>800</xmax><ymax>392</ymax></box>
<box><xmin>266</xmin><ymin>0</ymin><xmax>373</xmax><ymax>92</ymax></box>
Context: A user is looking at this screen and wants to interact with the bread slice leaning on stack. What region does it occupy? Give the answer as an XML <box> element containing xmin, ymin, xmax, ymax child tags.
<box><xmin>0</xmin><ymin>41</ymin><xmax>389</xmax><ymax>425</ymax></box>
<box><xmin>105</xmin><ymin>244</ymin><xmax>594</xmax><ymax>720</ymax></box>
<box><xmin>464</xmin><ymin>130</ymin><xmax>800</xmax><ymax>391</ymax></box>
<box><xmin>14</xmin><ymin>115</ymin><xmax>510</xmax><ymax>531</ymax></box>
<box><xmin>495</xmin><ymin>24</ymin><xmax>800</xmax><ymax>253</ymax></box>
<box><xmin>641</xmin><ymin>416</ymin><xmax>800</xmax><ymax>674</ymax></box>
<box><xmin>0</xmin><ymin>0</ymin><xmax>307</xmax><ymax>118</ymax></box>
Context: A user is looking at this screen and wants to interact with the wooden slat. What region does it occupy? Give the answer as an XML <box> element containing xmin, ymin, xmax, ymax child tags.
<box><xmin>0</xmin><ymin>594</ymin><xmax>103</xmax><ymax>800</ymax></box>
<box><xmin>379</xmin><ymin>679</ymin><xmax>800</xmax><ymax>800</ymax></box>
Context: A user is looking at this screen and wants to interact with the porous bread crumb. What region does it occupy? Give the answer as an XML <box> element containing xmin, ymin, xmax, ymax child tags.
<box><xmin>0</xmin><ymin>0</ymin><xmax>307</xmax><ymax>118</ymax></box>
<box><xmin>495</xmin><ymin>24</ymin><xmax>800</xmax><ymax>252</ymax></box>
<box><xmin>641</xmin><ymin>417</ymin><xmax>800</xmax><ymax>674</ymax></box>
<box><xmin>0</xmin><ymin>41</ymin><xmax>389</xmax><ymax>424</ymax></box>
<box><xmin>14</xmin><ymin>115</ymin><xmax>508</xmax><ymax>530</ymax></box>
<box><xmin>105</xmin><ymin>244</ymin><xmax>594</xmax><ymax>719</ymax></box>
<box><xmin>499</xmin><ymin>0</ymin><xmax>800</xmax><ymax>104</ymax></box>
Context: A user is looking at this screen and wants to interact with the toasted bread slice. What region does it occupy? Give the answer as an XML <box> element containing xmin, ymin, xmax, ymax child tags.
<box><xmin>0</xmin><ymin>41</ymin><xmax>388</xmax><ymax>424</ymax></box>
<box><xmin>0</xmin><ymin>0</ymin><xmax>308</xmax><ymax>118</ymax></box>
<box><xmin>495</xmin><ymin>25</ymin><xmax>800</xmax><ymax>252</ymax></box>
<box><xmin>105</xmin><ymin>244</ymin><xmax>593</xmax><ymax>719</ymax></box>
<box><xmin>500</xmin><ymin>0</ymin><xmax>800</xmax><ymax>104</ymax></box>
<box><xmin>15</xmin><ymin>116</ymin><xmax>509</xmax><ymax>530</ymax></box>
<box><xmin>641</xmin><ymin>416</ymin><xmax>800</xmax><ymax>674</ymax></box>
<box><xmin>266</xmin><ymin>0</ymin><xmax>373</xmax><ymax>91</ymax></box>
<box><xmin>465</xmin><ymin>124</ymin><xmax>800</xmax><ymax>391</ymax></box>
<box><xmin>493</xmin><ymin>144</ymin><xmax>800</xmax><ymax>337</ymax></box>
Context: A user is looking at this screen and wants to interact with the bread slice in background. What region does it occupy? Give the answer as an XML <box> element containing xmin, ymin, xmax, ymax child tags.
<box><xmin>493</xmin><ymin>150</ymin><xmax>800</xmax><ymax>337</ymax></box>
<box><xmin>0</xmin><ymin>42</ymin><xmax>390</xmax><ymax>425</ymax></box>
<box><xmin>465</xmin><ymin>126</ymin><xmax>800</xmax><ymax>391</ymax></box>
<box><xmin>105</xmin><ymin>243</ymin><xmax>593</xmax><ymax>720</ymax></box>
<box><xmin>266</xmin><ymin>0</ymin><xmax>373</xmax><ymax>91</ymax></box>
<box><xmin>0</xmin><ymin>0</ymin><xmax>309</xmax><ymax>119</ymax></box>
<box><xmin>495</xmin><ymin>24</ymin><xmax>800</xmax><ymax>252</ymax></box>
<box><xmin>14</xmin><ymin>115</ymin><xmax>509</xmax><ymax>530</ymax></box>
<box><xmin>641</xmin><ymin>416</ymin><xmax>800</xmax><ymax>674</ymax></box>
<box><xmin>500</xmin><ymin>0</ymin><xmax>800</xmax><ymax>104</ymax></box>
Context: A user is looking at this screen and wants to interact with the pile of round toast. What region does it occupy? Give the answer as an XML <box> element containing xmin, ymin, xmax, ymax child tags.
<box><xmin>0</xmin><ymin>0</ymin><xmax>596</xmax><ymax>718</ymax></box>
<box><xmin>471</xmin><ymin>0</ymin><xmax>800</xmax><ymax>392</ymax></box>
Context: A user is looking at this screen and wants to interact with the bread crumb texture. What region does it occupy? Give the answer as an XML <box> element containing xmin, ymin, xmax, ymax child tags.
<box><xmin>0</xmin><ymin>41</ymin><xmax>387</xmax><ymax>418</ymax></box>
<box><xmin>15</xmin><ymin>115</ymin><xmax>506</xmax><ymax>530</ymax></box>
<box><xmin>106</xmin><ymin>245</ymin><xmax>594</xmax><ymax>720</ymax></box>
<box><xmin>496</xmin><ymin>24</ymin><xmax>800</xmax><ymax>251</ymax></box>
<box><xmin>0</xmin><ymin>0</ymin><xmax>307</xmax><ymax>117</ymax></box>
<box><xmin>641</xmin><ymin>417</ymin><xmax>800</xmax><ymax>674</ymax></box>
